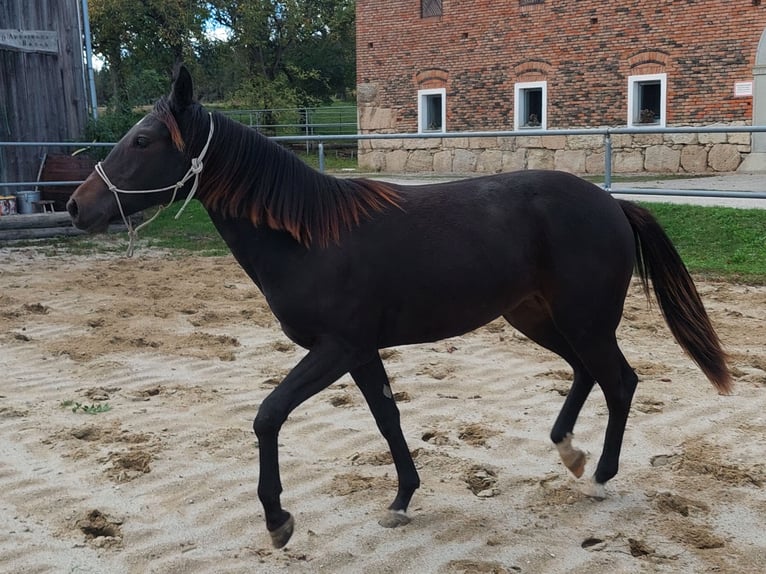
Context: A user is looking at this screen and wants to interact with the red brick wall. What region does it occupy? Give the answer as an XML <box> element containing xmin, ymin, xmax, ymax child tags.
<box><xmin>357</xmin><ymin>0</ymin><xmax>765</xmax><ymax>132</ymax></box>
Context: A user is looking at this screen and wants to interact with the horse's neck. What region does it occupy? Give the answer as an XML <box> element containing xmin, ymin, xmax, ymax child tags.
<box><xmin>207</xmin><ymin>208</ymin><xmax>305</xmax><ymax>290</ymax></box>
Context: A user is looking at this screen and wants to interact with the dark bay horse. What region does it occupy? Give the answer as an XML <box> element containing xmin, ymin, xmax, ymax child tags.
<box><xmin>68</xmin><ymin>67</ymin><xmax>731</xmax><ymax>548</ymax></box>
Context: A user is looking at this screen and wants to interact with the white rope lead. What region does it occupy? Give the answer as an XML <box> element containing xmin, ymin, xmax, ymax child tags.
<box><xmin>93</xmin><ymin>112</ymin><xmax>215</xmax><ymax>257</ymax></box>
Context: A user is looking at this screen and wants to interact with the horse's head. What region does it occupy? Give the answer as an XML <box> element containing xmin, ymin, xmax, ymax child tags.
<box><xmin>68</xmin><ymin>66</ymin><xmax>203</xmax><ymax>233</ymax></box>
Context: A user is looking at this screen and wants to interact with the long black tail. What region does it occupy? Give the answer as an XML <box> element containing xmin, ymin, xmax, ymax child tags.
<box><xmin>618</xmin><ymin>200</ymin><xmax>731</xmax><ymax>394</ymax></box>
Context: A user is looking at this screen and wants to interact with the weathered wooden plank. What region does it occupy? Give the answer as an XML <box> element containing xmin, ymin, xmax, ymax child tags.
<box><xmin>0</xmin><ymin>212</ymin><xmax>73</xmax><ymax>229</ymax></box>
<box><xmin>0</xmin><ymin>211</ymin><xmax>142</xmax><ymax>231</ymax></box>
<box><xmin>0</xmin><ymin>223</ymin><xmax>128</xmax><ymax>241</ymax></box>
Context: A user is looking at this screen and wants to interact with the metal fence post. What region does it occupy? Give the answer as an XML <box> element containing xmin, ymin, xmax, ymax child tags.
<box><xmin>603</xmin><ymin>131</ymin><xmax>613</xmax><ymax>191</ymax></box>
<box><xmin>318</xmin><ymin>141</ymin><xmax>325</xmax><ymax>173</ymax></box>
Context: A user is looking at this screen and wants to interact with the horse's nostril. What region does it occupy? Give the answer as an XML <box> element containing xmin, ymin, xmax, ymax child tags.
<box><xmin>66</xmin><ymin>198</ymin><xmax>78</xmax><ymax>219</ymax></box>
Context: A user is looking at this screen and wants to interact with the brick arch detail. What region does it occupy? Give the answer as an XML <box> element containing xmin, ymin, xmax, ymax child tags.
<box><xmin>514</xmin><ymin>60</ymin><xmax>552</xmax><ymax>80</ymax></box>
<box><xmin>628</xmin><ymin>50</ymin><xmax>669</xmax><ymax>75</ymax></box>
<box><xmin>415</xmin><ymin>68</ymin><xmax>449</xmax><ymax>89</ymax></box>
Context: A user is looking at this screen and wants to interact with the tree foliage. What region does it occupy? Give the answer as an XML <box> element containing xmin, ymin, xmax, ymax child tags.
<box><xmin>88</xmin><ymin>0</ymin><xmax>356</xmax><ymax>115</ymax></box>
<box><xmin>88</xmin><ymin>0</ymin><xmax>209</xmax><ymax>109</ymax></box>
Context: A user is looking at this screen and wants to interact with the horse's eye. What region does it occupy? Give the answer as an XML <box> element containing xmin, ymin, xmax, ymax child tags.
<box><xmin>135</xmin><ymin>135</ymin><xmax>149</xmax><ymax>148</ymax></box>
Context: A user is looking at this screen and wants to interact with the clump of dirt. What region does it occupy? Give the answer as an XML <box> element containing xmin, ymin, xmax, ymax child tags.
<box><xmin>464</xmin><ymin>465</ymin><xmax>498</xmax><ymax>497</ymax></box>
<box><xmin>447</xmin><ymin>559</ymin><xmax>514</xmax><ymax>573</ymax></box>
<box><xmin>536</xmin><ymin>482</ymin><xmax>588</xmax><ymax>507</ymax></box>
<box><xmin>183</xmin><ymin>332</ymin><xmax>240</xmax><ymax>361</ymax></box>
<box><xmin>418</xmin><ymin>363</ymin><xmax>453</xmax><ymax>380</ymax></box>
<box><xmin>482</xmin><ymin>320</ymin><xmax>507</xmax><ymax>334</ymax></box>
<box><xmin>422</xmin><ymin>429</ymin><xmax>452</xmax><ymax>445</ymax></box>
<box><xmin>23</xmin><ymin>302</ymin><xmax>49</xmax><ymax>315</ymax></box>
<box><xmin>628</xmin><ymin>537</ymin><xmax>655</xmax><ymax>557</ymax></box>
<box><xmin>83</xmin><ymin>386</ymin><xmax>120</xmax><ymax>401</ymax></box>
<box><xmin>352</xmin><ymin>448</ymin><xmax>421</xmax><ymax>467</ymax></box>
<box><xmin>272</xmin><ymin>340</ymin><xmax>295</xmax><ymax>353</ymax></box>
<box><xmin>106</xmin><ymin>448</ymin><xmax>153</xmax><ymax>482</ymax></box>
<box><xmin>539</xmin><ymin>369</ymin><xmax>571</xmax><ymax>381</ymax></box>
<box><xmin>671</xmin><ymin>523</ymin><xmax>726</xmax><ymax>549</ymax></box>
<box><xmin>76</xmin><ymin>509</ymin><xmax>123</xmax><ymax>547</ymax></box>
<box><xmin>70</xmin><ymin>426</ymin><xmax>103</xmax><ymax>441</ymax></box>
<box><xmin>379</xmin><ymin>348</ymin><xmax>401</xmax><ymax>361</ymax></box>
<box><xmin>68</xmin><ymin>423</ymin><xmax>152</xmax><ymax>445</ymax></box>
<box><xmin>634</xmin><ymin>398</ymin><xmax>665</xmax><ymax>414</ymax></box>
<box><xmin>0</xmin><ymin>405</ymin><xmax>29</xmax><ymax>418</ymax></box>
<box><xmin>330</xmin><ymin>472</ymin><xmax>396</xmax><ymax>497</ymax></box>
<box><xmin>679</xmin><ymin>439</ymin><xmax>764</xmax><ymax>487</ymax></box>
<box><xmin>133</xmin><ymin>385</ymin><xmax>162</xmax><ymax>399</ymax></box>
<box><xmin>652</xmin><ymin>491</ymin><xmax>709</xmax><ymax>516</ymax></box>
<box><xmin>50</xmin><ymin>326</ymin><xmax>240</xmax><ymax>363</ymax></box>
<box><xmin>329</xmin><ymin>393</ymin><xmax>354</xmax><ymax>407</ymax></box>
<box><xmin>631</xmin><ymin>360</ymin><xmax>668</xmax><ymax>377</ymax></box>
<box><xmin>352</xmin><ymin>451</ymin><xmax>393</xmax><ymax>466</ymax></box>
<box><xmin>458</xmin><ymin>423</ymin><xmax>499</xmax><ymax>447</ymax></box>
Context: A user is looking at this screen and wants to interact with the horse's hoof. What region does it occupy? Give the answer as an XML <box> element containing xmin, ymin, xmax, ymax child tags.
<box><xmin>268</xmin><ymin>513</ymin><xmax>295</xmax><ymax>548</ymax></box>
<box><xmin>581</xmin><ymin>477</ymin><xmax>607</xmax><ymax>500</ymax></box>
<box><xmin>378</xmin><ymin>509</ymin><xmax>411</xmax><ymax>528</ymax></box>
<box><xmin>556</xmin><ymin>434</ymin><xmax>587</xmax><ymax>478</ymax></box>
<box><xmin>566</xmin><ymin>450</ymin><xmax>587</xmax><ymax>478</ymax></box>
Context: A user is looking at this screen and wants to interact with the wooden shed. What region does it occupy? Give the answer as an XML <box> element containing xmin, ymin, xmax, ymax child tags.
<box><xmin>0</xmin><ymin>0</ymin><xmax>89</xmax><ymax>195</ymax></box>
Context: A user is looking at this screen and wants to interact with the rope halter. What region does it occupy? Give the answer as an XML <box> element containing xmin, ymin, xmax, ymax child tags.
<box><xmin>94</xmin><ymin>112</ymin><xmax>215</xmax><ymax>257</ymax></box>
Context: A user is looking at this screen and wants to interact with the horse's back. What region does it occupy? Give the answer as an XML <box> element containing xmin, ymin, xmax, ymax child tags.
<box><xmin>356</xmin><ymin>170</ymin><xmax>637</xmax><ymax>345</ymax></box>
<box><xmin>392</xmin><ymin>169</ymin><xmax>635</xmax><ymax>271</ymax></box>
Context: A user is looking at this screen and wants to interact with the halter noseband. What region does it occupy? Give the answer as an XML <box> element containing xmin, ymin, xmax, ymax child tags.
<box><xmin>94</xmin><ymin>112</ymin><xmax>215</xmax><ymax>257</ymax></box>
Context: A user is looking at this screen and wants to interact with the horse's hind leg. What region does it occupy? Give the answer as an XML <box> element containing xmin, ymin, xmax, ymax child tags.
<box><xmin>568</xmin><ymin>335</ymin><xmax>637</xmax><ymax>497</ymax></box>
<box><xmin>504</xmin><ymin>300</ymin><xmax>595</xmax><ymax>479</ymax></box>
<box><xmin>545</xmin><ymin>287</ymin><xmax>639</xmax><ymax>497</ymax></box>
<box><xmin>550</xmin><ymin>368</ymin><xmax>595</xmax><ymax>478</ymax></box>
<box><xmin>350</xmin><ymin>354</ymin><xmax>419</xmax><ymax>528</ymax></box>
<box><xmin>508</xmin><ymin>296</ymin><xmax>638</xmax><ymax>496</ymax></box>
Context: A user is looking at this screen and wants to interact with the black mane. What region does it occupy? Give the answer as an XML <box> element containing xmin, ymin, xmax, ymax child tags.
<box><xmin>173</xmin><ymin>103</ymin><xmax>401</xmax><ymax>247</ymax></box>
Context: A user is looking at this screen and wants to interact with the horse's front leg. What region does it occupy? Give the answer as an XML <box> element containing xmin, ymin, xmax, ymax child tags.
<box><xmin>350</xmin><ymin>355</ymin><xmax>420</xmax><ymax>528</ymax></box>
<box><xmin>253</xmin><ymin>340</ymin><xmax>359</xmax><ymax>548</ymax></box>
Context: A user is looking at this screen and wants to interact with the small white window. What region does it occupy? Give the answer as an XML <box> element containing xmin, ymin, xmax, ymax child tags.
<box><xmin>418</xmin><ymin>88</ymin><xmax>446</xmax><ymax>133</ymax></box>
<box><xmin>514</xmin><ymin>81</ymin><xmax>547</xmax><ymax>130</ymax></box>
<box><xmin>628</xmin><ymin>73</ymin><xmax>667</xmax><ymax>127</ymax></box>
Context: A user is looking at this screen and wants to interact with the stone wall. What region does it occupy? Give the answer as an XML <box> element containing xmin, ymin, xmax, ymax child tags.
<box><xmin>358</xmin><ymin>128</ymin><xmax>751</xmax><ymax>175</ymax></box>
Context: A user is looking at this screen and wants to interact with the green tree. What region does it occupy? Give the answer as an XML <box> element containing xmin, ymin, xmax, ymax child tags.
<box><xmin>88</xmin><ymin>0</ymin><xmax>209</xmax><ymax>109</ymax></box>
<box><xmin>87</xmin><ymin>0</ymin><xmax>357</xmax><ymax>116</ymax></box>
<box><xmin>209</xmin><ymin>0</ymin><xmax>356</xmax><ymax>105</ymax></box>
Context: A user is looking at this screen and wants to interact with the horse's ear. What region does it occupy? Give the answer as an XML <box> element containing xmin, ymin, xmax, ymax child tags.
<box><xmin>170</xmin><ymin>65</ymin><xmax>194</xmax><ymax>109</ymax></box>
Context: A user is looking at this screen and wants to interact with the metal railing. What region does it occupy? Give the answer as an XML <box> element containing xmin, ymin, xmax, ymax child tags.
<box><xmin>219</xmin><ymin>106</ymin><xmax>357</xmax><ymax>137</ymax></box>
<box><xmin>3</xmin><ymin>125</ymin><xmax>766</xmax><ymax>200</ymax></box>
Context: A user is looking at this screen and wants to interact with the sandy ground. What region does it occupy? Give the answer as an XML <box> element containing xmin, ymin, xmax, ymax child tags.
<box><xmin>1</xmin><ymin>244</ymin><xmax>765</xmax><ymax>574</ymax></box>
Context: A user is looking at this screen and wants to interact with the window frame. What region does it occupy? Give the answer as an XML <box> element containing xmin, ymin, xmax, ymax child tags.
<box><xmin>514</xmin><ymin>81</ymin><xmax>547</xmax><ymax>130</ymax></box>
<box><xmin>421</xmin><ymin>0</ymin><xmax>443</xmax><ymax>18</ymax></box>
<box><xmin>627</xmin><ymin>73</ymin><xmax>667</xmax><ymax>128</ymax></box>
<box><xmin>417</xmin><ymin>88</ymin><xmax>447</xmax><ymax>133</ymax></box>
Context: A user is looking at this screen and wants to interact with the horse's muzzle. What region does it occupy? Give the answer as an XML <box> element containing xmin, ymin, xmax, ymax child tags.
<box><xmin>67</xmin><ymin>195</ymin><xmax>111</xmax><ymax>233</ymax></box>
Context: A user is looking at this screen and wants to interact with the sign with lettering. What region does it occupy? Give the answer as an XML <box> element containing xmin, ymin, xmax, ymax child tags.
<box><xmin>0</xmin><ymin>29</ymin><xmax>59</xmax><ymax>54</ymax></box>
<box><xmin>734</xmin><ymin>81</ymin><xmax>753</xmax><ymax>97</ymax></box>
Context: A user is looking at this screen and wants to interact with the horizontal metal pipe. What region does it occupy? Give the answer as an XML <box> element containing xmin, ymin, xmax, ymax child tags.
<box><xmin>606</xmin><ymin>187</ymin><xmax>766</xmax><ymax>200</ymax></box>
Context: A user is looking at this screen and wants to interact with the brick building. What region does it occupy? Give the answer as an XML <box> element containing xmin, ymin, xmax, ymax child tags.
<box><xmin>356</xmin><ymin>0</ymin><xmax>766</xmax><ymax>174</ymax></box>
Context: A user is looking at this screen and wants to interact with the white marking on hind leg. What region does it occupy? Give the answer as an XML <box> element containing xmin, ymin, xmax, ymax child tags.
<box><xmin>378</xmin><ymin>509</ymin><xmax>411</xmax><ymax>528</ymax></box>
<box><xmin>556</xmin><ymin>433</ymin><xmax>587</xmax><ymax>478</ymax></box>
<box><xmin>581</xmin><ymin>476</ymin><xmax>607</xmax><ymax>500</ymax></box>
